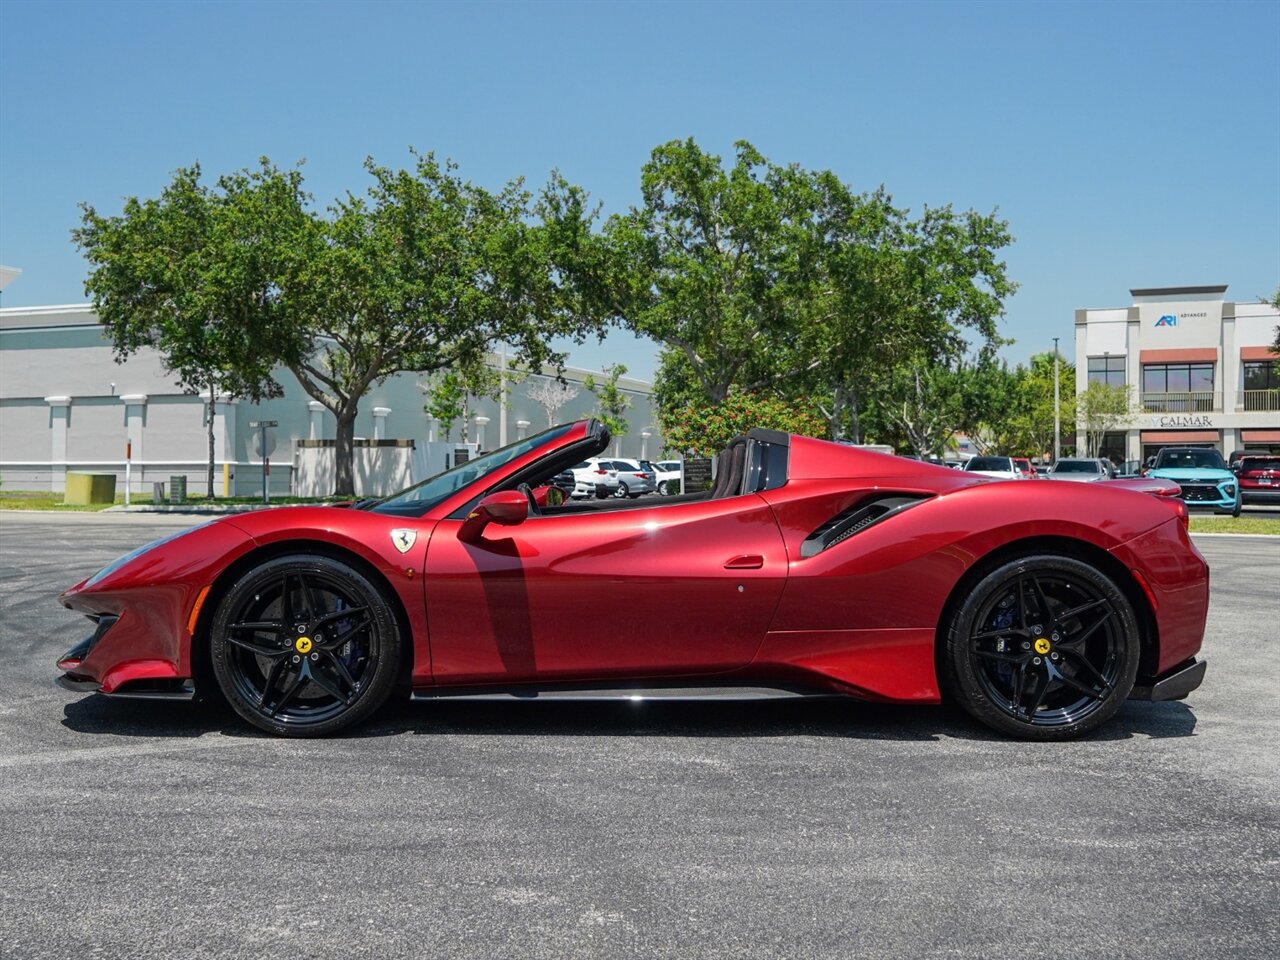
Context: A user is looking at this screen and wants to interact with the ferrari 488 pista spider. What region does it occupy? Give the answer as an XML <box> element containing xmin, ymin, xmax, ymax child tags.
<box><xmin>56</xmin><ymin>420</ymin><xmax>1209</xmax><ymax>739</ymax></box>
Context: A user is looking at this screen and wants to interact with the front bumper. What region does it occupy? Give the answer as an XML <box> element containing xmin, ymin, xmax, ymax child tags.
<box><xmin>56</xmin><ymin>619</ymin><xmax>193</xmax><ymax>699</ymax></box>
<box><xmin>1129</xmin><ymin>657</ymin><xmax>1207</xmax><ymax>702</ymax></box>
<box><xmin>1170</xmin><ymin>480</ymin><xmax>1239</xmax><ymax>512</ymax></box>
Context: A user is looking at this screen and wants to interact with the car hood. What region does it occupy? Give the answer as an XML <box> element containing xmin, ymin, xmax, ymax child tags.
<box><xmin>1048</xmin><ymin>473</ymin><xmax>1103</xmax><ymax>482</ymax></box>
<box><xmin>1149</xmin><ymin>468</ymin><xmax>1233</xmax><ymax>482</ymax></box>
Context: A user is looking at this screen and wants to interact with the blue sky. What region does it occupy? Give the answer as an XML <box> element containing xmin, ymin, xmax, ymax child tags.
<box><xmin>1</xmin><ymin>0</ymin><xmax>1276</xmax><ymax>381</ymax></box>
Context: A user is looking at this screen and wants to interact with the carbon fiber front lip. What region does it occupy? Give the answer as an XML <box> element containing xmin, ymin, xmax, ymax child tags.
<box><xmin>54</xmin><ymin>675</ymin><xmax>195</xmax><ymax>699</ymax></box>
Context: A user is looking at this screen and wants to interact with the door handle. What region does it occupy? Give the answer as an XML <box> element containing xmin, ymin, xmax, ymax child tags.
<box><xmin>724</xmin><ymin>555</ymin><xmax>764</xmax><ymax>569</ymax></box>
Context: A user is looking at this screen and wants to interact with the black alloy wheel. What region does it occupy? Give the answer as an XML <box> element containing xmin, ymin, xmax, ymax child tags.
<box><xmin>210</xmin><ymin>555</ymin><xmax>401</xmax><ymax>737</ymax></box>
<box><xmin>944</xmin><ymin>555</ymin><xmax>1140</xmax><ymax>740</ymax></box>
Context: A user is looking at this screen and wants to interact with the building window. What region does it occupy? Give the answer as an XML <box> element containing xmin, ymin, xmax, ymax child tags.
<box><xmin>1087</xmin><ymin>356</ymin><xmax>1125</xmax><ymax>388</ymax></box>
<box><xmin>1142</xmin><ymin>362</ymin><xmax>1216</xmax><ymax>412</ymax></box>
<box><xmin>1243</xmin><ymin>360</ymin><xmax>1279</xmax><ymax>411</ymax></box>
<box><xmin>1098</xmin><ymin>431</ymin><xmax>1127</xmax><ymax>467</ymax></box>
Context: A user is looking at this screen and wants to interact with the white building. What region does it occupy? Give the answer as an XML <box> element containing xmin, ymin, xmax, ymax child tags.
<box><xmin>1074</xmin><ymin>285</ymin><xmax>1279</xmax><ymax>463</ymax></box>
<box><xmin>0</xmin><ymin>303</ymin><xmax>661</xmax><ymax>496</ymax></box>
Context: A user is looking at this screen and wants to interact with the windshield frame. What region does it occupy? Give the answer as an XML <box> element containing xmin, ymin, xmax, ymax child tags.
<box><xmin>368</xmin><ymin>422</ymin><xmax>582</xmax><ymax>519</ymax></box>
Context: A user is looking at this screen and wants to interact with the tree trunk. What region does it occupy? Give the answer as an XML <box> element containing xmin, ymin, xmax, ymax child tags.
<box><xmin>334</xmin><ymin>407</ymin><xmax>357</xmax><ymax>497</ymax></box>
<box><xmin>206</xmin><ymin>380</ymin><xmax>217</xmax><ymax>498</ymax></box>
<box><xmin>848</xmin><ymin>387</ymin><xmax>862</xmax><ymax>444</ymax></box>
<box><xmin>826</xmin><ymin>385</ymin><xmax>845</xmax><ymax>440</ymax></box>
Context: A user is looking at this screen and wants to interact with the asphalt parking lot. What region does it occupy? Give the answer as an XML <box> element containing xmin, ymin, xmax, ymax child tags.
<box><xmin>0</xmin><ymin>513</ymin><xmax>1277</xmax><ymax>960</ymax></box>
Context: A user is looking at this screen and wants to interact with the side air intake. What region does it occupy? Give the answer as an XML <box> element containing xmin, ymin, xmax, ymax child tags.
<box><xmin>800</xmin><ymin>495</ymin><xmax>931</xmax><ymax>558</ymax></box>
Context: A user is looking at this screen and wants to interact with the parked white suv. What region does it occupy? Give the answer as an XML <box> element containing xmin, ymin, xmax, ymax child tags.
<box><xmin>568</xmin><ymin>461</ymin><xmax>621</xmax><ymax>499</ymax></box>
<box><xmin>1046</xmin><ymin>458</ymin><xmax>1116</xmax><ymax>482</ymax></box>
<box><xmin>962</xmin><ymin>456</ymin><xmax>1024</xmax><ymax>480</ymax></box>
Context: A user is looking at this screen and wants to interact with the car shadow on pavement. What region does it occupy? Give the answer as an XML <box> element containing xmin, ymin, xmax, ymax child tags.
<box><xmin>60</xmin><ymin>693</ymin><xmax>1197</xmax><ymax>742</ymax></box>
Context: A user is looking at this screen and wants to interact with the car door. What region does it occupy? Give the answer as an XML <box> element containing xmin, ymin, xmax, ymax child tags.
<box><xmin>423</xmin><ymin>494</ymin><xmax>788</xmax><ymax>685</ymax></box>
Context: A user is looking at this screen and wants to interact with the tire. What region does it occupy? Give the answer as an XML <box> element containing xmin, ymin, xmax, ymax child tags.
<box><xmin>210</xmin><ymin>554</ymin><xmax>401</xmax><ymax>737</ymax></box>
<box><xmin>1232</xmin><ymin>498</ymin><xmax>1242</xmax><ymax>518</ymax></box>
<box><xmin>942</xmin><ymin>554</ymin><xmax>1140</xmax><ymax>740</ymax></box>
<box><xmin>613</xmin><ymin>481</ymin><xmax>629</xmax><ymax>499</ymax></box>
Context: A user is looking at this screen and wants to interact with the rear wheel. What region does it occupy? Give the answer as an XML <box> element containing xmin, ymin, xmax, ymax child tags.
<box><xmin>943</xmin><ymin>555</ymin><xmax>1140</xmax><ymax>739</ymax></box>
<box><xmin>210</xmin><ymin>555</ymin><xmax>401</xmax><ymax>737</ymax></box>
<box><xmin>613</xmin><ymin>481</ymin><xmax>629</xmax><ymax>499</ymax></box>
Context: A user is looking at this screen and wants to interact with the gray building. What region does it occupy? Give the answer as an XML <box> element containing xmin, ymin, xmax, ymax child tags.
<box><xmin>1074</xmin><ymin>285</ymin><xmax>1279</xmax><ymax>463</ymax></box>
<box><xmin>0</xmin><ymin>303</ymin><xmax>661</xmax><ymax>496</ymax></box>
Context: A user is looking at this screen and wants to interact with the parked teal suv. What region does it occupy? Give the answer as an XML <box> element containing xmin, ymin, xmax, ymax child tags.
<box><xmin>1146</xmin><ymin>447</ymin><xmax>1242</xmax><ymax>517</ymax></box>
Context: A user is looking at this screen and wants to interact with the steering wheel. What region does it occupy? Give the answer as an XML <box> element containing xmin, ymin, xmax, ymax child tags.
<box><xmin>516</xmin><ymin>482</ymin><xmax>539</xmax><ymax>516</ymax></box>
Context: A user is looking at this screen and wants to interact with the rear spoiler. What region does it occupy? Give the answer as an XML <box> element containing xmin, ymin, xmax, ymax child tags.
<box><xmin>1103</xmin><ymin>477</ymin><xmax>1181</xmax><ymax>497</ymax></box>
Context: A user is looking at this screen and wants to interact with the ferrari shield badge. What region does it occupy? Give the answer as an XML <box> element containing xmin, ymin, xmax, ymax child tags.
<box><xmin>390</xmin><ymin>529</ymin><xmax>418</xmax><ymax>554</ymax></box>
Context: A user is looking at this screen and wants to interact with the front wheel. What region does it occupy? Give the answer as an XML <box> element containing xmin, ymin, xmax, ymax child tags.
<box><xmin>613</xmin><ymin>481</ymin><xmax>629</xmax><ymax>499</ymax></box>
<box><xmin>943</xmin><ymin>555</ymin><xmax>1140</xmax><ymax>740</ymax></box>
<box><xmin>210</xmin><ymin>555</ymin><xmax>401</xmax><ymax>737</ymax></box>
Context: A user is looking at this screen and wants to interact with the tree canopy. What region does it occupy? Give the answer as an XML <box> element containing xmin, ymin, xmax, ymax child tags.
<box><xmin>549</xmin><ymin>138</ymin><xmax>1017</xmax><ymax>452</ymax></box>
<box><xmin>77</xmin><ymin>153</ymin><xmax>607</xmax><ymax>496</ymax></box>
<box><xmin>73</xmin><ymin>160</ymin><xmax>308</xmax><ymax>494</ymax></box>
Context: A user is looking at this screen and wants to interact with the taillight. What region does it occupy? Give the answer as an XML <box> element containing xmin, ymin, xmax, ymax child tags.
<box><xmin>1168</xmin><ymin>498</ymin><xmax>1189</xmax><ymax>530</ymax></box>
<box><xmin>594</xmin><ymin>469</ymin><xmax>608</xmax><ymax>475</ymax></box>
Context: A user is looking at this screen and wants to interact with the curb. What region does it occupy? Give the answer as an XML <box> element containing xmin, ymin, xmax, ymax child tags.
<box><xmin>102</xmin><ymin>504</ymin><xmax>287</xmax><ymax>514</ymax></box>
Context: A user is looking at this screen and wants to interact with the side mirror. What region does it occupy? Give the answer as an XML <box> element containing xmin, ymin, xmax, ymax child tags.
<box><xmin>535</xmin><ymin>485</ymin><xmax>566</xmax><ymax>507</ymax></box>
<box><xmin>459</xmin><ymin>490</ymin><xmax>529</xmax><ymax>542</ymax></box>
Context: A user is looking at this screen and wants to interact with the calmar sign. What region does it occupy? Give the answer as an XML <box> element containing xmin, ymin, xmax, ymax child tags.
<box><xmin>1153</xmin><ymin>415</ymin><xmax>1214</xmax><ymax>428</ymax></box>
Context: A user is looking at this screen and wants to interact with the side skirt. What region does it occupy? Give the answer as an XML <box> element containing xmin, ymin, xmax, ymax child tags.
<box><xmin>412</xmin><ymin>683</ymin><xmax>843</xmax><ymax>703</ymax></box>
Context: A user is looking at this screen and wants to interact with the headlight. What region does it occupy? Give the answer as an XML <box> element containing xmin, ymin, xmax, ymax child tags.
<box><xmin>84</xmin><ymin>526</ymin><xmax>200</xmax><ymax>588</ymax></box>
<box><xmin>1224</xmin><ymin>484</ymin><xmax>1236</xmax><ymax>497</ymax></box>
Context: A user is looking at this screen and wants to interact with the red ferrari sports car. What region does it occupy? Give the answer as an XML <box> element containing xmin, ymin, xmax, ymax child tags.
<box><xmin>56</xmin><ymin>420</ymin><xmax>1209</xmax><ymax>740</ymax></box>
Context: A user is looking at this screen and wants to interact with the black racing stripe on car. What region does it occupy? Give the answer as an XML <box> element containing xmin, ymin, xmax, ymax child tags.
<box><xmin>800</xmin><ymin>494</ymin><xmax>933</xmax><ymax>559</ymax></box>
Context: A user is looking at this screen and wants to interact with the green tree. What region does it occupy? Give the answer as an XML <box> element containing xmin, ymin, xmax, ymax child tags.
<box><xmin>73</xmin><ymin>161</ymin><xmax>309</xmax><ymax>496</ymax></box>
<box><xmin>422</xmin><ymin>357</ymin><xmax>503</xmax><ymax>443</ymax></box>
<box><xmin>1078</xmin><ymin>381</ymin><xmax>1135</xmax><ymax>457</ymax></box>
<box><xmin>661</xmin><ymin>389</ymin><xmax>827</xmax><ymax>457</ymax></box>
<box><xmin>582</xmin><ymin>363</ymin><xmax>631</xmax><ymax>453</ymax></box>
<box><xmin>552</xmin><ymin>138</ymin><xmax>1015</xmax><ymax>444</ymax></box>
<box><xmin>281</xmin><ymin>152</ymin><xmax>601</xmax><ymax>495</ymax></box>
<box><xmin>580</xmin><ymin>139</ymin><xmax>827</xmax><ymax>404</ymax></box>
<box><xmin>798</xmin><ymin>182</ymin><xmax>1016</xmax><ymax>442</ymax></box>
<box><xmin>880</xmin><ymin>361</ymin><xmax>970</xmax><ymax>457</ymax></box>
<box><xmin>1010</xmin><ymin>351</ymin><xmax>1076</xmax><ymax>459</ymax></box>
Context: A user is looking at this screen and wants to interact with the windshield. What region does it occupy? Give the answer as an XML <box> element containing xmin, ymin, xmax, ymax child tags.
<box><xmin>369</xmin><ymin>423</ymin><xmax>575</xmax><ymax>517</ymax></box>
<box><xmin>1155</xmin><ymin>448</ymin><xmax>1227</xmax><ymax>471</ymax></box>
<box><xmin>1053</xmin><ymin>461</ymin><xmax>1101</xmax><ymax>473</ymax></box>
<box><xmin>967</xmin><ymin>457</ymin><xmax>1010</xmax><ymax>471</ymax></box>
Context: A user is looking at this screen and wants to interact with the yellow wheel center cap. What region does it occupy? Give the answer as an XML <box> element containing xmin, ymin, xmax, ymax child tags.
<box><xmin>295</xmin><ymin>636</ymin><xmax>313</xmax><ymax>654</ymax></box>
<box><xmin>1034</xmin><ymin>637</ymin><xmax>1052</xmax><ymax>655</ymax></box>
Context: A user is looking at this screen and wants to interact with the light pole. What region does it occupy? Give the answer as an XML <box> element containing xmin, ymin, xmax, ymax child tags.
<box><xmin>1053</xmin><ymin>337</ymin><xmax>1061</xmax><ymax>463</ymax></box>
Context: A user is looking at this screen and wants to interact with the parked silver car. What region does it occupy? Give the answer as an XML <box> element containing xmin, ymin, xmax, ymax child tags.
<box><xmin>599</xmin><ymin>458</ymin><xmax>658</xmax><ymax>497</ymax></box>
<box><xmin>1046</xmin><ymin>458</ymin><xmax>1116</xmax><ymax>482</ymax></box>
